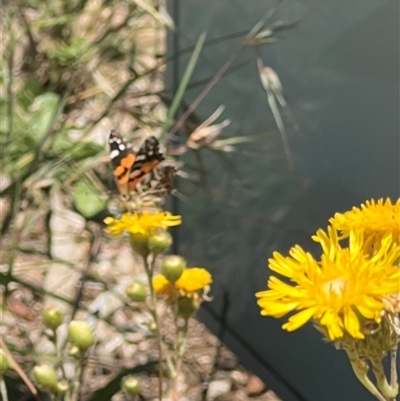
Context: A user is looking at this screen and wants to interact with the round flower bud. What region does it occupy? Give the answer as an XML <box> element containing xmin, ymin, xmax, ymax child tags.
<box><xmin>68</xmin><ymin>345</ymin><xmax>81</xmax><ymax>358</ymax></box>
<box><xmin>56</xmin><ymin>380</ymin><xmax>69</xmax><ymax>394</ymax></box>
<box><xmin>122</xmin><ymin>375</ymin><xmax>141</xmax><ymax>395</ymax></box>
<box><xmin>177</xmin><ymin>296</ymin><xmax>198</xmax><ymax>318</ymax></box>
<box><xmin>148</xmin><ymin>321</ymin><xmax>157</xmax><ymax>332</ymax></box>
<box><xmin>129</xmin><ymin>232</ymin><xmax>149</xmax><ymax>258</ymax></box>
<box><xmin>42</xmin><ymin>306</ymin><xmax>64</xmax><ymax>330</ymax></box>
<box><xmin>161</xmin><ymin>255</ymin><xmax>186</xmax><ymax>283</ymax></box>
<box><xmin>0</xmin><ymin>349</ymin><xmax>10</xmax><ymax>374</ymax></box>
<box><xmin>68</xmin><ymin>321</ymin><xmax>94</xmax><ymax>351</ymax></box>
<box><xmin>126</xmin><ymin>281</ymin><xmax>147</xmax><ymax>302</ymax></box>
<box><xmin>148</xmin><ymin>232</ymin><xmax>172</xmax><ymax>254</ymax></box>
<box><xmin>33</xmin><ymin>364</ymin><xmax>58</xmax><ymax>391</ymax></box>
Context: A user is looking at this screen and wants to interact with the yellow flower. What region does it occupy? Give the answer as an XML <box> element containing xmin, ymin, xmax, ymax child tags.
<box><xmin>104</xmin><ymin>211</ymin><xmax>181</xmax><ymax>237</ymax></box>
<box><xmin>330</xmin><ymin>198</ymin><xmax>400</xmax><ymax>251</ymax></box>
<box><xmin>153</xmin><ymin>268</ymin><xmax>212</xmax><ymax>297</ymax></box>
<box><xmin>175</xmin><ymin>268</ymin><xmax>212</xmax><ymax>293</ymax></box>
<box><xmin>153</xmin><ymin>274</ymin><xmax>173</xmax><ymax>295</ymax></box>
<box><xmin>256</xmin><ymin>227</ymin><xmax>400</xmax><ymax>340</ymax></box>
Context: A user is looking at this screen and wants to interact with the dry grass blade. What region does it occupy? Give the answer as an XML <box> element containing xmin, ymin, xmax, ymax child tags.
<box><xmin>0</xmin><ymin>338</ymin><xmax>43</xmax><ymax>401</ymax></box>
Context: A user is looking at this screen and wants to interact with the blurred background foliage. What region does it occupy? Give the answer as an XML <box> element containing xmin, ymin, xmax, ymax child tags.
<box><xmin>1</xmin><ymin>0</ymin><xmax>171</xmax><ymax>225</ymax></box>
<box><xmin>0</xmin><ymin>1</ymin><xmax>184</xmax><ymax>399</ymax></box>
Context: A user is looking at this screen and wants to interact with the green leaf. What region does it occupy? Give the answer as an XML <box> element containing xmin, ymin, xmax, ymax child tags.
<box><xmin>72</xmin><ymin>181</ymin><xmax>108</xmax><ymax>218</ymax></box>
<box><xmin>34</xmin><ymin>15</ymin><xmax>69</xmax><ymax>29</ymax></box>
<box><xmin>46</xmin><ymin>37</ymin><xmax>91</xmax><ymax>63</ymax></box>
<box><xmin>30</xmin><ymin>93</ymin><xmax>61</xmax><ymax>142</ymax></box>
<box><xmin>17</xmin><ymin>79</ymin><xmax>42</xmax><ymax>111</ymax></box>
<box><xmin>6</xmin><ymin>152</ymin><xmax>35</xmax><ymax>177</ymax></box>
<box><xmin>160</xmin><ymin>32</ymin><xmax>207</xmax><ymax>140</ymax></box>
<box><xmin>52</xmin><ymin>136</ymin><xmax>104</xmax><ymax>160</ymax></box>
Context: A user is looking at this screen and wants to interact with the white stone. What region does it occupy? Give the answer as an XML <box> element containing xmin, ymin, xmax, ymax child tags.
<box><xmin>206</xmin><ymin>379</ymin><xmax>231</xmax><ymax>400</ymax></box>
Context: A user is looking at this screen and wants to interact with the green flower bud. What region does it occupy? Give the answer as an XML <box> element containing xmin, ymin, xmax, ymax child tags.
<box><xmin>0</xmin><ymin>350</ymin><xmax>10</xmax><ymax>374</ymax></box>
<box><xmin>148</xmin><ymin>232</ymin><xmax>172</xmax><ymax>254</ymax></box>
<box><xmin>126</xmin><ymin>281</ymin><xmax>147</xmax><ymax>302</ymax></box>
<box><xmin>177</xmin><ymin>296</ymin><xmax>197</xmax><ymax>318</ymax></box>
<box><xmin>56</xmin><ymin>380</ymin><xmax>69</xmax><ymax>394</ymax></box>
<box><xmin>161</xmin><ymin>255</ymin><xmax>186</xmax><ymax>283</ymax></box>
<box><xmin>148</xmin><ymin>321</ymin><xmax>157</xmax><ymax>332</ymax></box>
<box><xmin>68</xmin><ymin>345</ymin><xmax>81</xmax><ymax>358</ymax></box>
<box><xmin>33</xmin><ymin>364</ymin><xmax>58</xmax><ymax>391</ymax></box>
<box><xmin>122</xmin><ymin>375</ymin><xmax>141</xmax><ymax>395</ymax></box>
<box><xmin>42</xmin><ymin>306</ymin><xmax>64</xmax><ymax>330</ymax></box>
<box><xmin>129</xmin><ymin>232</ymin><xmax>149</xmax><ymax>258</ymax></box>
<box><xmin>68</xmin><ymin>321</ymin><xmax>94</xmax><ymax>351</ymax></box>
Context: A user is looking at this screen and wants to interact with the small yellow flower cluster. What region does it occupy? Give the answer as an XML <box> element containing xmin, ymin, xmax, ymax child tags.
<box><xmin>154</xmin><ymin>268</ymin><xmax>212</xmax><ymax>295</ymax></box>
<box><xmin>153</xmin><ymin>267</ymin><xmax>212</xmax><ymax>317</ymax></box>
<box><xmin>104</xmin><ymin>211</ymin><xmax>182</xmax><ymax>237</ymax></box>
<box><xmin>256</xmin><ymin>198</ymin><xmax>400</xmax><ymax>341</ymax></box>
<box><xmin>104</xmin><ymin>210</ymin><xmax>181</xmax><ymax>257</ymax></box>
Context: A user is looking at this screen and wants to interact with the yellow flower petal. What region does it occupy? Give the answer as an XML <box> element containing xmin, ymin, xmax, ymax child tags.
<box><xmin>104</xmin><ymin>211</ymin><xmax>181</xmax><ymax>237</ymax></box>
<box><xmin>343</xmin><ymin>307</ymin><xmax>363</xmax><ymax>339</ymax></box>
<box><xmin>258</xmin><ymin>301</ymin><xmax>300</xmax><ymax>318</ymax></box>
<box><xmin>153</xmin><ymin>274</ymin><xmax>173</xmax><ymax>295</ymax></box>
<box><xmin>282</xmin><ymin>307</ymin><xmax>318</xmax><ymax>331</ymax></box>
<box><xmin>104</xmin><ymin>216</ymin><xmax>127</xmax><ymax>236</ymax></box>
<box><xmin>320</xmin><ymin>310</ymin><xmax>344</xmax><ymax>340</ymax></box>
<box><xmin>175</xmin><ymin>268</ymin><xmax>212</xmax><ymax>293</ymax></box>
<box><xmin>330</xmin><ymin>198</ymin><xmax>400</xmax><ymax>251</ymax></box>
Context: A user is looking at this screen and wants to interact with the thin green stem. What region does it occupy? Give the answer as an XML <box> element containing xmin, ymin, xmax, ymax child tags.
<box><xmin>370</xmin><ymin>356</ymin><xmax>398</xmax><ymax>400</ymax></box>
<box><xmin>167</xmin><ymin>38</ymin><xmax>245</xmax><ymax>140</ymax></box>
<box><xmin>52</xmin><ymin>331</ymin><xmax>67</xmax><ymax>381</ymax></box>
<box><xmin>160</xmin><ymin>32</ymin><xmax>207</xmax><ymax>140</ymax></box>
<box><xmin>171</xmin><ymin>318</ymin><xmax>189</xmax><ymax>401</ymax></box>
<box><xmin>390</xmin><ymin>347</ymin><xmax>398</xmax><ymax>390</ymax></box>
<box><xmin>5</xmin><ymin>8</ymin><xmax>15</xmax><ymax>142</ymax></box>
<box><xmin>5</xmin><ymin>177</ymin><xmax>22</xmax><ymax>292</ymax></box>
<box><xmin>344</xmin><ymin>346</ymin><xmax>386</xmax><ymax>401</ymax></box>
<box><xmin>0</xmin><ymin>376</ymin><xmax>9</xmax><ymax>401</ymax></box>
<box><xmin>143</xmin><ymin>255</ymin><xmax>163</xmax><ymax>401</ymax></box>
<box><xmin>167</xmin><ymin>0</ymin><xmax>284</xmax><ymax>140</ymax></box>
<box><xmin>68</xmin><ymin>356</ymin><xmax>83</xmax><ymax>401</ymax></box>
<box><xmin>0</xmin><ymin>337</ymin><xmax>43</xmax><ymax>401</ymax></box>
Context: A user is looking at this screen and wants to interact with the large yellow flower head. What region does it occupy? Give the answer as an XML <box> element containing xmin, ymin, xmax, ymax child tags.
<box><xmin>104</xmin><ymin>211</ymin><xmax>181</xmax><ymax>237</ymax></box>
<box><xmin>330</xmin><ymin>198</ymin><xmax>400</xmax><ymax>251</ymax></box>
<box><xmin>256</xmin><ymin>227</ymin><xmax>400</xmax><ymax>340</ymax></box>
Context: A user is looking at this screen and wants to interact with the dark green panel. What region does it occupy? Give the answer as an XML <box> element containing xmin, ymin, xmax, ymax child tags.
<box><xmin>169</xmin><ymin>1</ymin><xmax>399</xmax><ymax>400</ymax></box>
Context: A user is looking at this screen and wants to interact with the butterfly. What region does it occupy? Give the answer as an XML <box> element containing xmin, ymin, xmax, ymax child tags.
<box><xmin>108</xmin><ymin>130</ymin><xmax>176</xmax><ymax>202</ymax></box>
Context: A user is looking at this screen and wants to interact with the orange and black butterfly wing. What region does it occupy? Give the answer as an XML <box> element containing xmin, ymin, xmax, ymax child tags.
<box><xmin>109</xmin><ymin>131</ymin><xmax>164</xmax><ymax>196</ymax></box>
<box><xmin>138</xmin><ymin>164</ymin><xmax>177</xmax><ymax>197</ymax></box>
<box><xmin>109</xmin><ymin>130</ymin><xmax>136</xmax><ymax>196</ymax></box>
<box><xmin>126</xmin><ymin>136</ymin><xmax>165</xmax><ymax>193</ymax></box>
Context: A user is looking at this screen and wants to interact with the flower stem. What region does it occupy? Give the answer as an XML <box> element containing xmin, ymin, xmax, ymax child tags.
<box><xmin>144</xmin><ymin>255</ymin><xmax>163</xmax><ymax>401</ymax></box>
<box><xmin>344</xmin><ymin>346</ymin><xmax>387</xmax><ymax>401</ymax></box>
<box><xmin>0</xmin><ymin>376</ymin><xmax>9</xmax><ymax>401</ymax></box>
<box><xmin>370</xmin><ymin>356</ymin><xmax>398</xmax><ymax>400</ymax></box>
<box><xmin>67</xmin><ymin>355</ymin><xmax>83</xmax><ymax>401</ymax></box>
<box><xmin>390</xmin><ymin>347</ymin><xmax>398</xmax><ymax>389</ymax></box>
<box><xmin>50</xmin><ymin>331</ymin><xmax>67</xmax><ymax>381</ymax></box>
<box><xmin>171</xmin><ymin>315</ymin><xmax>189</xmax><ymax>401</ymax></box>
